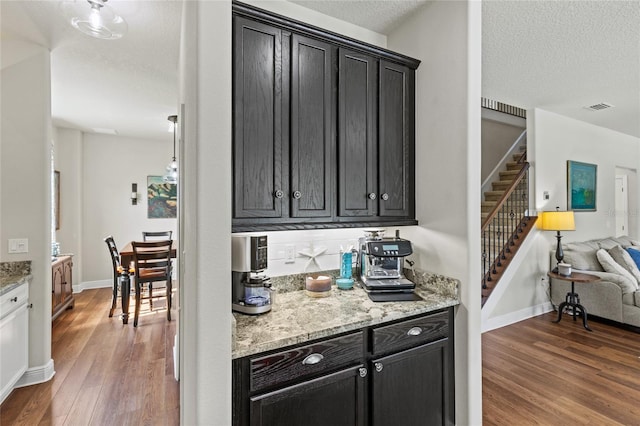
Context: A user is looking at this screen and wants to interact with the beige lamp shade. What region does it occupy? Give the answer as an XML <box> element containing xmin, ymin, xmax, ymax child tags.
<box><xmin>539</xmin><ymin>211</ymin><xmax>576</xmax><ymax>231</ymax></box>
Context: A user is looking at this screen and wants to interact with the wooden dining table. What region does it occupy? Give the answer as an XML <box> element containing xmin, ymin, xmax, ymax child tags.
<box><xmin>118</xmin><ymin>240</ymin><xmax>177</xmax><ymax>324</ymax></box>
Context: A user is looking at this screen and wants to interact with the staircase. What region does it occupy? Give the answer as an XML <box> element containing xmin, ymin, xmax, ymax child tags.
<box><xmin>481</xmin><ymin>147</ymin><xmax>537</xmax><ymax>306</ymax></box>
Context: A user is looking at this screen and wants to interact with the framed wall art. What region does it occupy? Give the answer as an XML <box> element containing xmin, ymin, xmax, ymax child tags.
<box><xmin>567</xmin><ymin>160</ymin><xmax>597</xmax><ymax>211</ymax></box>
<box><xmin>147</xmin><ymin>175</ymin><xmax>177</xmax><ymax>219</ymax></box>
<box><xmin>54</xmin><ymin>170</ymin><xmax>60</xmax><ymax>230</ymax></box>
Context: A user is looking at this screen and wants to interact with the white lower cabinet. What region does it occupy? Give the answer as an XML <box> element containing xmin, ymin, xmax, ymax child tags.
<box><xmin>0</xmin><ymin>284</ymin><xmax>29</xmax><ymax>404</ymax></box>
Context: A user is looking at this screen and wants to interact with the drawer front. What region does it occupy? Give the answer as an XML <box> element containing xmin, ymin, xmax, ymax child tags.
<box><xmin>0</xmin><ymin>284</ymin><xmax>29</xmax><ymax>320</ymax></box>
<box><xmin>371</xmin><ymin>310</ymin><xmax>449</xmax><ymax>356</ymax></box>
<box><xmin>250</xmin><ymin>331</ymin><xmax>364</xmax><ymax>392</ymax></box>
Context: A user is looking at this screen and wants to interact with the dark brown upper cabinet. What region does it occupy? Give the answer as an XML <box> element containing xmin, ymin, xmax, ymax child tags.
<box><xmin>378</xmin><ymin>60</ymin><xmax>415</xmax><ymax>218</ymax></box>
<box><xmin>233</xmin><ymin>16</ymin><xmax>285</xmax><ymax>219</ymax></box>
<box><xmin>338</xmin><ymin>49</ymin><xmax>378</xmax><ymax>218</ymax></box>
<box><xmin>290</xmin><ymin>34</ymin><xmax>334</xmax><ymax>218</ymax></box>
<box><xmin>232</xmin><ymin>2</ymin><xmax>420</xmax><ymax>232</ymax></box>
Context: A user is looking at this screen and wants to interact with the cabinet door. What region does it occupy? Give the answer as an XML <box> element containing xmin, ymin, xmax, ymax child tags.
<box><xmin>290</xmin><ymin>34</ymin><xmax>334</xmax><ymax>218</ymax></box>
<box><xmin>338</xmin><ymin>49</ymin><xmax>377</xmax><ymax>217</ymax></box>
<box><xmin>52</xmin><ymin>263</ymin><xmax>63</xmax><ymax>309</ymax></box>
<box><xmin>250</xmin><ymin>365</ymin><xmax>366</xmax><ymax>426</ymax></box>
<box><xmin>378</xmin><ymin>60</ymin><xmax>415</xmax><ymax>218</ymax></box>
<box><xmin>62</xmin><ymin>259</ymin><xmax>73</xmax><ymax>301</ymax></box>
<box><xmin>233</xmin><ymin>16</ymin><xmax>286</xmax><ymax>219</ymax></box>
<box><xmin>371</xmin><ymin>339</ymin><xmax>453</xmax><ymax>426</ymax></box>
<box><xmin>0</xmin><ymin>304</ymin><xmax>28</xmax><ymax>401</ymax></box>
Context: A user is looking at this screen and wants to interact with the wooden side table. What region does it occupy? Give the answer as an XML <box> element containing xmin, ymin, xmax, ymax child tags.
<box><xmin>548</xmin><ymin>271</ymin><xmax>600</xmax><ymax>331</ymax></box>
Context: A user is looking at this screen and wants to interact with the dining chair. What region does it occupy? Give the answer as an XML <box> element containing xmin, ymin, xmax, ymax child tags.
<box><xmin>142</xmin><ymin>231</ymin><xmax>173</xmax><ymax>241</ymax></box>
<box><xmin>131</xmin><ymin>240</ymin><xmax>173</xmax><ymax>327</ymax></box>
<box><xmin>104</xmin><ymin>236</ymin><xmax>121</xmax><ymax>318</ymax></box>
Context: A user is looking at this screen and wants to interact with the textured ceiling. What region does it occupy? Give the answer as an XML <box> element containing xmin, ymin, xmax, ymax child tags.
<box><xmin>482</xmin><ymin>0</ymin><xmax>640</xmax><ymax>138</ymax></box>
<box><xmin>1</xmin><ymin>0</ymin><xmax>638</xmax><ymax>141</ymax></box>
<box><xmin>1</xmin><ymin>0</ymin><xmax>182</xmax><ymax>141</ymax></box>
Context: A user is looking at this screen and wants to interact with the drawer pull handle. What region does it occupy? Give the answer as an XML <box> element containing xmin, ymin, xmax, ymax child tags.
<box><xmin>407</xmin><ymin>327</ymin><xmax>423</xmax><ymax>336</ymax></box>
<box><xmin>302</xmin><ymin>353</ymin><xmax>324</xmax><ymax>365</ymax></box>
<box><xmin>359</xmin><ymin>367</ymin><xmax>367</xmax><ymax>378</ymax></box>
<box><xmin>374</xmin><ymin>362</ymin><xmax>383</xmax><ymax>373</ymax></box>
<box><xmin>10</xmin><ymin>297</ymin><xmax>18</xmax><ymax>302</ymax></box>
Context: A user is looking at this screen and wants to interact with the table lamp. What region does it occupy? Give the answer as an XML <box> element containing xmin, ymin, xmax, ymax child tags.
<box><xmin>540</xmin><ymin>208</ymin><xmax>576</xmax><ymax>272</ymax></box>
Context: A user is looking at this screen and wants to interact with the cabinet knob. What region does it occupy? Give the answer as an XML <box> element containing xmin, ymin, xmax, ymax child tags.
<box><xmin>359</xmin><ymin>367</ymin><xmax>368</xmax><ymax>378</ymax></box>
<box><xmin>292</xmin><ymin>190</ymin><xmax>302</xmax><ymax>200</ymax></box>
<box><xmin>374</xmin><ymin>362</ymin><xmax>383</xmax><ymax>373</ymax></box>
<box><xmin>381</xmin><ymin>193</ymin><xmax>389</xmax><ymax>201</ymax></box>
<box><xmin>368</xmin><ymin>193</ymin><xmax>377</xmax><ymax>200</ymax></box>
<box><xmin>10</xmin><ymin>297</ymin><xmax>18</xmax><ymax>302</ymax></box>
<box><xmin>274</xmin><ymin>190</ymin><xmax>284</xmax><ymax>199</ymax></box>
<box><xmin>302</xmin><ymin>353</ymin><xmax>324</xmax><ymax>365</ymax></box>
<box><xmin>407</xmin><ymin>326</ymin><xmax>423</xmax><ymax>336</ymax></box>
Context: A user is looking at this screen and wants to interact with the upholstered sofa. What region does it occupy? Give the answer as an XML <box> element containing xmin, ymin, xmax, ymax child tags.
<box><xmin>549</xmin><ymin>236</ymin><xmax>640</xmax><ymax>329</ymax></box>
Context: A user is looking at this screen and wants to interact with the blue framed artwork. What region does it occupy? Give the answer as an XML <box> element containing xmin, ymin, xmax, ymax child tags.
<box><xmin>567</xmin><ymin>161</ymin><xmax>597</xmax><ymax>211</ymax></box>
<box><xmin>147</xmin><ymin>176</ymin><xmax>177</xmax><ymax>218</ymax></box>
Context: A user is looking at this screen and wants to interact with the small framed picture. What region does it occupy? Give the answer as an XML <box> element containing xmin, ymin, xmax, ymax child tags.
<box><xmin>567</xmin><ymin>160</ymin><xmax>597</xmax><ymax>211</ymax></box>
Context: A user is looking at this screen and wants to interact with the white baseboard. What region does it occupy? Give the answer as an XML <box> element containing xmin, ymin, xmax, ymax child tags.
<box><xmin>482</xmin><ymin>302</ymin><xmax>554</xmax><ymax>333</ymax></box>
<box><xmin>14</xmin><ymin>358</ymin><xmax>55</xmax><ymax>388</ymax></box>
<box><xmin>74</xmin><ymin>279</ymin><xmax>111</xmax><ymax>293</ymax></box>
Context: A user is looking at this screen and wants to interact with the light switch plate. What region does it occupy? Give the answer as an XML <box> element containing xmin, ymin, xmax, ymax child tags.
<box><xmin>285</xmin><ymin>244</ymin><xmax>295</xmax><ymax>263</ymax></box>
<box><xmin>8</xmin><ymin>238</ymin><xmax>29</xmax><ymax>253</ymax></box>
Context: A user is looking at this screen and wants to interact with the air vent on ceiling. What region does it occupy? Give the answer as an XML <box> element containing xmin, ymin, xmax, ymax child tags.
<box><xmin>584</xmin><ymin>102</ymin><xmax>614</xmax><ymax>111</ymax></box>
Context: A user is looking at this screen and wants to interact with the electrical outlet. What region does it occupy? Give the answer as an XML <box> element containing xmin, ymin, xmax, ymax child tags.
<box><xmin>285</xmin><ymin>244</ymin><xmax>295</xmax><ymax>263</ymax></box>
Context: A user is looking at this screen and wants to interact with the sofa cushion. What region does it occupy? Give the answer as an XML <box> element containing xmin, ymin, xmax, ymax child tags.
<box><xmin>612</xmin><ymin>235</ymin><xmax>640</xmax><ymax>248</ymax></box>
<box><xmin>598</xmin><ymin>238</ymin><xmax>622</xmax><ymax>250</ymax></box>
<box><xmin>607</xmin><ymin>245</ymin><xmax>640</xmax><ymax>284</ymax></box>
<box><xmin>563</xmin><ymin>242</ymin><xmax>604</xmax><ymax>271</ymax></box>
<box><xmin>596</xmin><ymin>249</ymin><xmax>639</xmax><ymax>293</ymax></box>
<box><xmin>636</xmin><ymin>292</ymin><xmax>640</xmax><ymax>307</ymax></box>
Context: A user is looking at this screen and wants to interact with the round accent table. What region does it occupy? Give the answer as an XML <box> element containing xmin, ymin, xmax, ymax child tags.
<box><xmin>548</xmin><ymin>270</ymin><xmax>601</xmax><ymax>331</ymax></box>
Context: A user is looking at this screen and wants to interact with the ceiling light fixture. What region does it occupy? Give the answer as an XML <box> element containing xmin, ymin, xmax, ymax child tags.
<box><xmin>60</xmin><ymin>0</ymin><xmax>128</xmax><ymax>40</ymax></box>
<box><xmin>163</xmin><ymin>115</ymin><xmax>178</xmax><ymax>184</ymax></box>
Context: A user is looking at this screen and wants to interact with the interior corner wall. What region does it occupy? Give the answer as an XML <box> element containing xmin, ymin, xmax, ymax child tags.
<box><xmin>80</xmin><ymin>133</ymin><xmax>176</xmax><ymax>285</ymax></box>
<box><xmin>0</xmin><ymin>44</ymin><xmax>52</xmax><ymax>369</ymax></box>
<box><xmin>387</xmin><ymin>1</ymin><xmax>482</xmax><ymax>424</ymax></box>
<box><xmin>484</xmin><ymin>108</ymin><xmax>640</xmax><ymax>325</ymax></box>
<box><xmin>53</xmin><ymin>127</ymin><xmax>83</xmax><ymax>283</ymax></box>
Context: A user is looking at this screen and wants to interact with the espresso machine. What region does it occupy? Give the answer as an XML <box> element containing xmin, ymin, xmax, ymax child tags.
<box><xmin>232</xmin><ymin>235</ymin><xmax>273</xmax><ymax>314</ymax></box>
<box><xmin>357</xmin><ymin>229</ymin><xmax>420</xmax><ymax>301</ymax></box>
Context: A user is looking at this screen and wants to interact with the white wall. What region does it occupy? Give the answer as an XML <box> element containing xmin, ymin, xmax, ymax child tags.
<box><xmin>242</xmin><ymin>0</ymin><xmax>387</xmax><ymax>48</ymax></box>
<box><xmin>79</xmin><ymin>132</ymin><xmax>177</xmax><ymax>286</ymax></box>
<box><xmin>53</xmin><ymin>127</ymin><xmax>83</xmax><ymax>282</ymax></box>
<box><xmin>179</xmin><ymin>1</ymin><xmax>232</xmax><ymax>424</ymax></box>
<box><xmin>387</xmin><ymin>1</ymin><xmax>482</xmax><ymax>424</ymax></box>
<box><xmin>481</xmin><ymin>117</ymin><xmax>525</xmax><ymax>182</ymax></box>
<box><xmin>484</xmin><ymin>108</ymin><xmax>640</xmax><ymax>327</ymax></box>
<box><xmin>1</xmin><ymin>41</ymin><xmax>53</xmax><ymax>375</ymax></box>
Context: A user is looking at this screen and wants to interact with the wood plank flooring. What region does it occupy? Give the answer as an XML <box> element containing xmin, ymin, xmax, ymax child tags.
<box><xmin>0</xmin><ymin>287</ymin><xmax>179</xmax><ymax>425</ymax></box>
<box><xmin>483</xmin><ymin>312</ymin><xmax>640</xmax><ymax>425</ymax></box>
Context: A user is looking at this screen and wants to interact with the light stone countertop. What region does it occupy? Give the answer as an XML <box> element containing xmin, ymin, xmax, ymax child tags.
<box><xmin>0</xmin><ymin>261</ymin><xmax>31</xmax><ymax>296</ymax></box>
<box><xmin>233</xmin><ymin>271</ymin><xmax>460</xmax><ymax>359</ymax></box>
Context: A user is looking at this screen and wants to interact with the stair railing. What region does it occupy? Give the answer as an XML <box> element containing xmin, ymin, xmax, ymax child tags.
<box><xmin>481</xmin><ymin>158</ymin><xmax>532</xmax><ymax>291</ymax></box>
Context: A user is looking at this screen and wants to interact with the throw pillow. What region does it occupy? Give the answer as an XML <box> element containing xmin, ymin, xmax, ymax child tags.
<box><xmin>626</xmin><ymin>246</ymin><xmax>640</xmax><ymax>270</ymax></box>
<box><xmin>607</xmin><ymin>245</ymin><xmax>640</xmax><ymax>285</ymax></box>
<box><xmin>596</xmin><ymin>249</ymin><xmax>639</xmax><ymax>292</ymax></box>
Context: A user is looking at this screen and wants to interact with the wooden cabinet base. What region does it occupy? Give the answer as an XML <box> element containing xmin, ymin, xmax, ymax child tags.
<box><xmin>52</xmin><ymin>255</ymin><xmax>75</xmax><ymax>321</ymax></box>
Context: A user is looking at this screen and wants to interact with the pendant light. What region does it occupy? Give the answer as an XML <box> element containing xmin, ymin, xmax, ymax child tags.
<box><xmin>60</xmin><ymin>0</ymin><xmax>128</xmax><ymax>40</ymax></box>
<box><xmin>163</xmin><ymin>115</ymin><xmax>178</xmax><ymax>184</ymax></box>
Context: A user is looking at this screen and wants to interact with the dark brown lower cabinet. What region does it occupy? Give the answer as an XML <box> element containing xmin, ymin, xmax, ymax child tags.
<box><xmin>371</xmin><ymin>339</ymin><xmax>451</xmax><ymax>426</ymax></box>
<box><xmin>233</xmin><ymin>307</ymin><xmax>454</xmax><ymax>426</ymax></box>
<box><xmin>250</xmin><ymin>365</ymin><xmax>366</xmax><ymax>426</ymax></box>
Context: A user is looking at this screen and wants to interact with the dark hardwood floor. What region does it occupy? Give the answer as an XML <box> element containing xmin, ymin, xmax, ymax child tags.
<box><xmin>483</xmin><ymin>312</ymin><xmax>640</xmax><ymax>425</ymax></box>
<box><xmin>0</xmin><ymin>287</ymin><xmax>179</xmax><ymax>425</ymax></box>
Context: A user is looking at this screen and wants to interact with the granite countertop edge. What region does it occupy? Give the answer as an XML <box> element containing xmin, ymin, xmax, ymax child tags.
<box><xmin>232</xmin><ymin>280</ymin><xmax>460</xmax><ymax>359</ymax></box>
<box><xmin>0</xmin><ymin>274</ymin><xmax>32</xmax><ymax>296</ymax></box>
